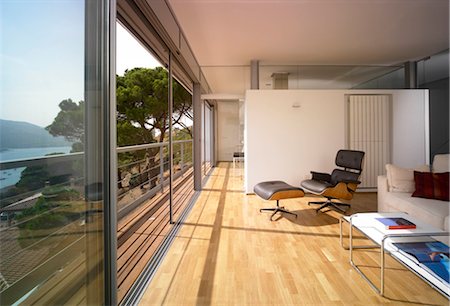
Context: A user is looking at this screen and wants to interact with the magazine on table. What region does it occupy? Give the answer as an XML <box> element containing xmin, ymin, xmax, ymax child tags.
<box><xmin>393</xmin><ymin>240</ymin><xmax>449</xmax><ymax>285</ymax></box>
<box><xmin>375</xmin><ymin>217</ymin><xmax>416</xmax><ymax>230</ymax></box>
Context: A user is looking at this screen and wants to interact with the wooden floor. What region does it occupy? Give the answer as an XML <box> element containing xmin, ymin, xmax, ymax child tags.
<box><xmin>140</xmin><ymin>162</ymin><xmax>448</xmax><ymax>305</ymax></box>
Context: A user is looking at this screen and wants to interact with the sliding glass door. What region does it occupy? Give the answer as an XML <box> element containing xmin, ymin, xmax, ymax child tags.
<box><xmin>1</xmin><ymin>0</ymin><xmax>215</xmax><ymax>304</ymax></box>
<box><xmin>115</xmin><ymin>19</ymin><xmax>197</xmax><ymax>304</ymax></box>
<box><xmin>0</xmin><ymin>1</ymin><xmax>114</xmax><ymax>304</ymax></box>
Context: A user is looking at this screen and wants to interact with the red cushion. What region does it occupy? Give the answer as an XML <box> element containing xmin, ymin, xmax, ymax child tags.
<box><xmin>412</xmin><ymin>171</ymin><xmax>434</xmax><ymax>199</ymax></box>
<box><xmin>433</xmin><ymin>172</ymin><xmax>449</xmax><ymax>201</ymax></box>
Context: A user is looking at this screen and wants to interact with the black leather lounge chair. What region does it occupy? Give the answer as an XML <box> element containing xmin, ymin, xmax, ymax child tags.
<box><xmin>301</xmin><ymin>150</ymin><xmax>365</xmax><ymax>213</ymax></box>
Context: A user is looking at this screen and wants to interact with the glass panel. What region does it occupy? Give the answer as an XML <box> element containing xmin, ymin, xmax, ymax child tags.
<box><xmin>116</xmin><ymin>22</ymin><xmax>174</xmax><ymax>302</ymax></box>
<box><xmin>259</xmin><ymin>65</ymin><xmax>297</xmax><ymax>89</ymax></box>
<box><xmin>172</xmin><ymin>78</ymin><xmax>193</xmax><ymax>176</ymax></box>
<box><xmin>116</xmin><ymin>22</ymin><xmax>165</xmax><ymax>214</ymax></box>
<box><xmin>417</xmin><ymin>51</ymin><xmax>449</xmax><ymax>86</ymax></box>
<box><xmin>115</xmin><ymin>22</ymin><xmax>196</xmax><ymax>303</ymax></box>
<box><xmin>259</xmin><ymin>64</ymin><xmax>404</xmax><ymax>89</ymax></box>
<box><xmin>0</xmin><ymin>1</ymin><xmax>105</xmax><ymax>304</ymax></box>
<box><xmin>417</xmin><ymin>50</ymin><xmax>450</xmax><ymax>160</ymax></box>
<box><xmin>353</xmin><ymin>67</ymin><xmax>405</xmax><ymax>89</ymax></box>
<box><xmin>172</xmin><ymin>77</ymin><xmax>194</xmax><ymax>218</ymax></box>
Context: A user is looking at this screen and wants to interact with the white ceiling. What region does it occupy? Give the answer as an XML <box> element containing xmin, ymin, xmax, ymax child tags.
<box><xmin>168</xmin><ymin>0</ymin><xmax>449</xmax><ymax>94</ymax></box>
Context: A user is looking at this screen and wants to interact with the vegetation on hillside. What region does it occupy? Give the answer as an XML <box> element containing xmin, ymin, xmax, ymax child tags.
<box><xmin>0</xmin><ymin>119</ymin><xmax>71</xmax><ymax>150</ymax></box>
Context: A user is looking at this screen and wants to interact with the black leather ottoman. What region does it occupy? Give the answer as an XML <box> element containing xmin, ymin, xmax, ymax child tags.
<box><xmin>254</xmin><ymin>181</ymin><xmax>304</xmax><ymax>221</ymax></box>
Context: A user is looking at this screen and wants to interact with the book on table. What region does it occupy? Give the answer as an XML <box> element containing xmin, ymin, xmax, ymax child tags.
<box><xmin>393</xmin><ymin>240</ymin><xmax>449</xmax><ymax>285</ymax></box>
<box><xmin>375</xmin><ymin>217</ymin><xmax>416</xmax><ymax>229</ymax></box>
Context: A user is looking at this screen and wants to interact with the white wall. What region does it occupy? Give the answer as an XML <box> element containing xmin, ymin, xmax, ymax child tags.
<box><xmin>245</xmin><ymin>89</ymin><xmax>429</xmax><ymax>193</ymax></box>
<box><xmin>217</xmin><ymin>101</ymin><xmax>240</xmax><ymax>161</ymax></box>
<box><xmin>391</xmin><ymin>90</ymin><xmax>429</xmax><ymax>167</ymax></box>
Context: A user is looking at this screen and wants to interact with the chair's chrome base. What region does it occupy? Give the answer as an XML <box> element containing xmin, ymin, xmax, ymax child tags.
<box><xmin>308</xmin><ymin>199</ymin><xmax>350</xmax><ymax>213</ymax></box>
<box><xmin>260</xmin><ymin>200</ymin><xmax>297</xmax><ymax>221</ymax></box>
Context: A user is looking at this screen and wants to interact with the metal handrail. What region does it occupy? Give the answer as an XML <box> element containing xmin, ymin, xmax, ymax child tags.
<box><xmin>0</xmin><ymin>177</ymin><xmax>84</xmax><ymax>205</ymax></box>
<box><xmin>116</xmin><ymin>139</ymin><xmax>192</xmax><ymax>154</ymax></box>
<box><xmin>0</xmin><ymin>139</ymin><xmax>192</xmax><ymax>170</ymax></box>
<box><xmin>0</xmin><ymin>152</ymin><xmax>84</xmax><ymax>171</ymax></box>
<box><xmin>0</xmin><ymin>140</ymin><xmax>194</xmax><ymax>303</ymax></box>
<box><xmin>0</xmin><ymin>140</ymin><xmax>193</xmax><ymax>214</ymax></box>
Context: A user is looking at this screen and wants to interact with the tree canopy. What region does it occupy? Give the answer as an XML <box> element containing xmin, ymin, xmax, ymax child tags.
<box><xmin>46</xmin><ymin>99</ymin><xmax>84</xmax><ymax>152</ymax></box>
<box><xmin>116</xmin><ymin>67</ymin><xmax>192</xmax><ymax>146</ymax></box>
<box><xmin>46</xmin><ymin>67</ymin><xmax>193</xmax><ymax>150</ymax></box>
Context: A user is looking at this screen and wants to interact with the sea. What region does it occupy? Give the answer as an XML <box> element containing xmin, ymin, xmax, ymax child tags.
<box><xmin>0</xmin><ymin>146</ymin><xmax>72</xmax><ymax>189</ymax></box>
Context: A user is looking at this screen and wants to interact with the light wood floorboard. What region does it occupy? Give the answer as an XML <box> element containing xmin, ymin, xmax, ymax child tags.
<box><xmin>140</xmin><ymin>162</ymin><xmax>448</xmax><ymax>305</ymax></box>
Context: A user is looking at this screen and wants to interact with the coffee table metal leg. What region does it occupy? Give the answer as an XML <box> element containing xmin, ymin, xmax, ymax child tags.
<box><xmin>340</xmin><ymin>215</ymin><xmax>378</xmax><ymax>250</ymax></box>
<box><xmin>381</xmin><ymin>236</ymin><xmax>387</xmax><ymax>296</ymax></box>
<box><xmin>349</xmin><ymin>215</ymin><xmax>383</xmax><ymax>295</ymax></box>
<box><xmin>350</xmin><ymin>216</ymin><xmax>353</xmax><ymax>261</ymax></box>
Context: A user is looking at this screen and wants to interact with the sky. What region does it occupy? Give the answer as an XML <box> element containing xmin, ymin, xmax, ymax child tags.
<box><xmin>116</xmin><ymin>22</ymin><xmax>161</xmax><ymax>76</ymax></box>
<box><xmin>1</xmin><ymin>1</ymin><xmax>160</xmax><ymax>128</ymax></box>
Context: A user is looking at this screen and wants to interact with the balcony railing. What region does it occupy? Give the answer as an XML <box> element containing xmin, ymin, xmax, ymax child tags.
<box><xmin>116</xmin><ymin>140</ymin><xmax>192</xmax><ymax>219</ymax></box>
<box><xmin>0</xmin><ymin>139</ymin><xmax>193</xmax><ymax>305</ymax></box>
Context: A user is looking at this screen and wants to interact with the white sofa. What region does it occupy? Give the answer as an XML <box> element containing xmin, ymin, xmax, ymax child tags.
<box><xmin>377</xmin><ymin>154</ymin><xmax>450</xmax><ymax>231</ymax></box>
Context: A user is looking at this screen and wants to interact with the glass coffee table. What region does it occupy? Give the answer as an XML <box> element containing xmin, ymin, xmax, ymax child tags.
<box><xmin>339</xmin><ymin>212</ymin><xmax>449</xmax><ymax>297</ymax></box>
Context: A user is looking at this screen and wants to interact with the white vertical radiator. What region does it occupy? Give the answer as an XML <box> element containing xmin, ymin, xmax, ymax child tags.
<box><xmin>348</xmin><ymin>95</ymin><xmax>391</xmax><ymax>188</ymax></box>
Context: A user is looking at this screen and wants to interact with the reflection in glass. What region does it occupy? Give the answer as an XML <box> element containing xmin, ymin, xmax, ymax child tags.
<box><xmin>0</xmin><ymin>1</ymin><xmax>105</xmax><ymax>304</ymax></box>
<box><xmin>172</xmin><ymin>78</ymin><xmax>194</xmax><ymax>178</ymax></box>
<box><xmin>116</xmin><ymin>24</ymin><xmax>176</xmax><ymax>302</ymax></box>
<box><xmin>115</xmin><ymin>23</ymin><xmax>196</xmax><ymax>302</ymax></box>
<box><xmin>417</xmin><ymin>50</ymin><xmax>450</xmax><ymax>158</ymax></box>
<box><xmin>116</xmin><ymin>66</ymin><xmax>169</xmax><ymax>213</ymax></box>
<box><xmin>171</xmin><ymin>78</ymin><xmax>194</xmax><ymax>224</ymax></box>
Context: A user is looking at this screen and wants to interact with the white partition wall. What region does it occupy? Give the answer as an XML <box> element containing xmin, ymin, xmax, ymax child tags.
<box><xmin>244</xmin><ymin>89</ymin><xmax>429</xmax><ymax>193</ymax></box>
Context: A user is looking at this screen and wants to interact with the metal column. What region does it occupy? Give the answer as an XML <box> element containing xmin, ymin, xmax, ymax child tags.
<box><xmin>405</xmin><ymin>61</ymin><xmax>417</xmax><ymax>88</ymax></box>
<box><xmin>193</xmin><ymin>82</ymin><xmax>202</xmax><ymax>191</ymax></box>
<box><xmin>168</xmin><ymin>52</ymin><xmax>174</xmax><ymax>224</ymax></box>
<box><xmin>251</xmin><ymin>60</ymin><xmax>259</xmax><ymax>89</ymax></box>
<box><xmin>84</xmin><ymin>0</ymin><xmax>117</xmax><ymax>304</ymax></box>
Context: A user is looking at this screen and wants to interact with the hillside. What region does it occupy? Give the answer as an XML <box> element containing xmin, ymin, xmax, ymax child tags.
<box><xmin>0</xmin><ymin>119</ymin><xmax>71</xmax><ymax>149</ymax></box>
